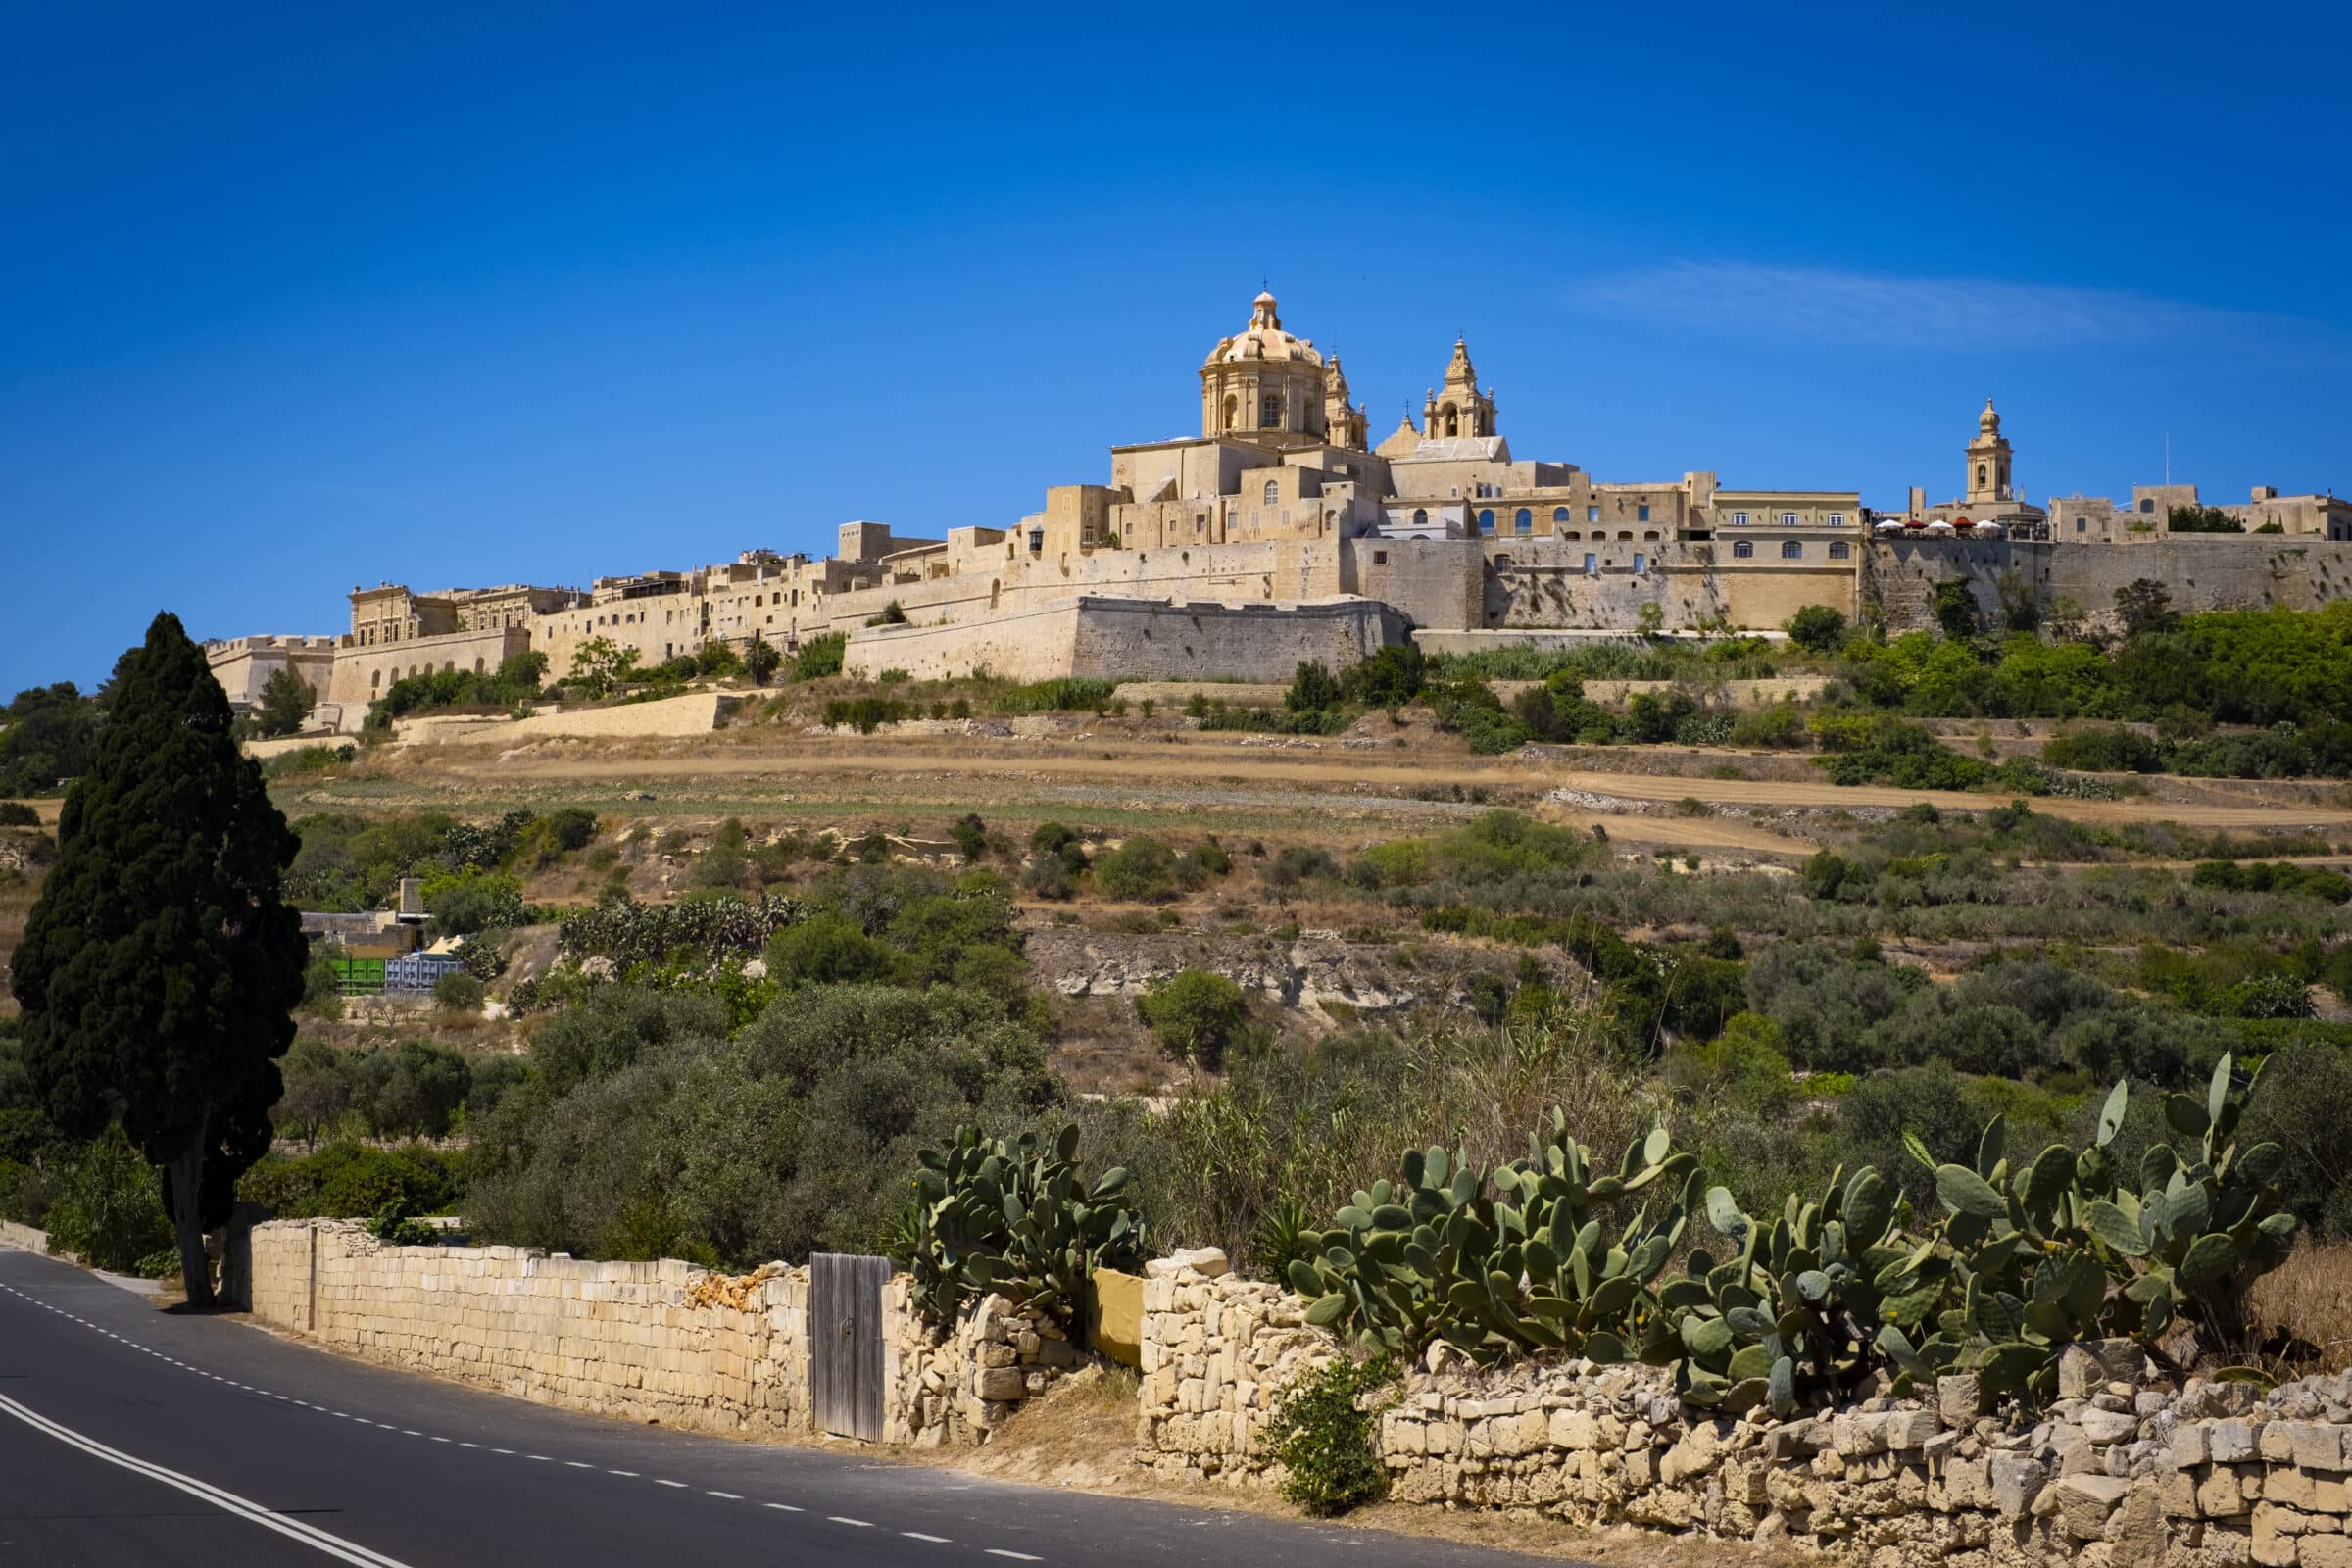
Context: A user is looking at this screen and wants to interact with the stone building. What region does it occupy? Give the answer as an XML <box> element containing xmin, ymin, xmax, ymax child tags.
<box><xmin>210</xmin><ymin>289</ymin><xmax>2352</xmax><ymax>720</ymax></box>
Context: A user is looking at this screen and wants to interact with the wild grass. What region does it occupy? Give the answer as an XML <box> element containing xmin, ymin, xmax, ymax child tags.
<box><xmin>2243</xmin><ymin>1243</ymin><xmax>2352</xmax><ymax>1376</ymax></box>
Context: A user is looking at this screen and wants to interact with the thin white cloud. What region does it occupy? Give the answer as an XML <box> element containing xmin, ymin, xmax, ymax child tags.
<box><xmin>1567</xmin><ymin>261</ymin><xmax>2270</xmax><ymax>350</ymax></box>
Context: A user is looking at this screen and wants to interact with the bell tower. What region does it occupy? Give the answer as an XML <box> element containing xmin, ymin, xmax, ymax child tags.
<box><xmin>1966</xmin><ymin>398</ymin><xmax>2013</xmax><ymax>506</ymax></box>
<box><xmin>1421</xmin><ymin>336</ymin><xmax>1497</xmax><ymax>441</ymax></box>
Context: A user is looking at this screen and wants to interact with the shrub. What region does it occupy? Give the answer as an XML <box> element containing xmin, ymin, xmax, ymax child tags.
<box><xmin>792</xmin><ymin>632</ymin><xmax>846</xmax><ymax>681</ymax></box>
<box><xmin>421</xmin><ymin>868</ymin><xmax>523</xmax><ymax>935</ymax></box>
<box><xmin>41</xmin><ymin>1126</ymin><xmax>175</xmax><ymax>1274</ymax></box>
<box><xmin>764</xmin><ymin>911</ymin><xmax>909</xmax><ymax>988</ymax></box>
<box><xmin>1340</xmin><ymin>643</ymin><xmax>1425</xmax><ymax>708</ymax></box>
<box><xmin>1095</xmin><ymin>835</ymin><xmax>1178</xmax><ymax>901</ymax></box>
<box><xmin>1262</xmin><ymin>845</ymin><xmax>1339</xmax><ymax>890</ymax></box>
<box><xmin>2043</xmin><ymin>725</ymin><xmax>2166</xmax><ymax>773</ymax></box>
<box><xmin>0</xmin><ymin>801</ymin><xmax>39</xmax><ymax>827</ymax></box>
<box><xmin>951</xmin><ymin>812</ymin><xmax>988</xmax><ymax>862</ymax></box>
<box><xmin>546</xmin><ymin>807</ymin><xmax>599</xmax><ymax>852</ymax></box>
<box><xmin>991</xmin><ymin>678</ymin><xmax>1117</xmax><ymax>714</ymax></box>
<box><xmin>822</xmin><ymin>697</ymin><xmax>912</xmax><ymax>733</ymax></box>
<box><xmin>1136</xmin><ymin>969</ymin><xmax>1247</xmax><ymax>1063</ymax></box>
<box><xmin>1263</xmin><ymin>1357</ymin><xmax>1396</xmax><ymax>1515</ymax></box>
<box><xmin>1785</xmin><ymin>605</ymin><xmax>1848</xmax><ymax>654</ymax></box>
<box><xmin>1286</xmin><ymin>661</ymin><xmax>1343</xmax><ymax>714</ymax></box>
<box><xmin>745</xmin><ymin>636</ymin><xmax>783</xmax><ymax>685</ymax></box>
<box><xmin>433</xmin><ymin>971</ymin><xmax>485</xmax><ymax>1014</ymax></box>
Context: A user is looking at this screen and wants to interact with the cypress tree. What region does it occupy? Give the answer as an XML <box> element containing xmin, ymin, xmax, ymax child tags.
<box><xmin>12</xmin><ymin>612</ymin><xmax>305</xmax><ymax>1306</ymax></box>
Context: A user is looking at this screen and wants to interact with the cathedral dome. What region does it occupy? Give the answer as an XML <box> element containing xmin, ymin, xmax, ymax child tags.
<box><xmin>1203</xmin><ymin>290</ymin><xmax>1323</xmax><ymax>368</ymax></box>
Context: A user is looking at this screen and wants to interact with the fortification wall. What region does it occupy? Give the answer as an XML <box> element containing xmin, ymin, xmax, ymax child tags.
<box><xmin>843</xmin><ymin>596</ymin><xmax>1404</xmax><ymax>683</ymax></box>
<box><xmin>1138</xmin><ymin>1260</ymin><xmax>2352</xmax><ymax>1568</ymax></box>
<box><xmin>1873</xmin><ymin>537</ymin><xmax>2352</xmax><ymax>633</ymax></box>
<box><xmin>811</xmin><ymin>538</ymin><xmax>1347</xmax><ymax>643</ymax></box>
<box><xmin>322</xmin><ymin>626</ymin><xmax>529</xmax><ymax>723</ymax></box>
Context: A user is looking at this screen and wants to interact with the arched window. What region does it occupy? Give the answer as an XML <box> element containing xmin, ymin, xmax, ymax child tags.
<box><xmin>1411</xmin><ymin>509</ymin><xmax>1428</xmax><ymax>528</ymax></box>
<box><xmin>1733</xmin><ymin>540</ymin><xmax>1754</xmax><ymax>559</ymax></box>
<box><xmin>1263</xmin><ymin>480</ymin><xmax>1279</xmax><ymax>506</ymax></box>
<box><xmin>1781</xmin><ymin>540</ymin><xmax>1803</xmax><ymax>559</ymax></box>
<box><xmin>1478</xmin><ymin>509</ymin><xmax>1495</xmax><ymax>536</ymax></box>
<box><xmin>1829</xmin><ymin>540</ymin><xmax>1851</xmax><ymax>559</ymax></box>
<box><xmin>1515</xmin><ymin>508</ymin><xmax>1532</xmax><ymax>534</ymax></box>
<box><xmin>1445</xmin><ymin>409</ymin><xmax>1460</xmax><ymax>437</ymax></box>
<box><xmin>1553</xmin><ymin>507</ymin><xmax>1570</xmax><ymax>524</ymax></box>
<box><xmin>1221</xmin><ymin>394</ymin><xmax>1237</xmax><ymax>430</ymax></box>
<box><xmin>1979</xmin><ymin>464</ymin><xmax>1988</xmax><ymax>488</ymax></box>
<box><xmin>1617</xmin><ymin>530</ymin><xmax>1633</xmax><ymax>541</ymax></box>
<box><xmin>1644</xmin><ymin>530</ymin><xmax>1659</xmax><ymax>541</ymax></box>
<box><xmin>2139</xmin><ymin>498</ymin><xmax>2155</xmax><ymax>514</ymax></box>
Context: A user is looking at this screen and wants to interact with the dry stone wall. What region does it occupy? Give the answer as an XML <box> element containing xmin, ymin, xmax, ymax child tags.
<box><xmin>882</xmin><ymin>1279</ymin><xmax>1084</xmax><ymax>1447</ymax></box>
<box><xmin>1138</xmin><ymin>1260</ymin><xmax>2352</xmax><ymax>1568</ymax></box>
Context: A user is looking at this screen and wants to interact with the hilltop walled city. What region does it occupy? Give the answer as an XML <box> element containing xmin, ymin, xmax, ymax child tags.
<box><xmin>205</xmin><ymin>290</ymin><xmax>2352</xmax><ymax>729</ymax></box>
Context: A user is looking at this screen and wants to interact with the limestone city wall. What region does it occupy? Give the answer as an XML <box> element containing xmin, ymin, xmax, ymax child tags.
<box><xmin>1136</xmin><ymin>1259</ymin><xmax>2352</xmax><ymax>1568</ymax></box>
<box><xmin>323</xmin><ymin>625</ymin><xmax>530</xmax><ymax>727</ymax></box>
<box><xmin>843</xmin><ymin>596</ymin><xmax>1404</xmax><ymax>683</ymax></box>
<box><xmin>1872</xmin><ymin>537</ymin><xmax>2352</xmax><ymax>633</ymax></box>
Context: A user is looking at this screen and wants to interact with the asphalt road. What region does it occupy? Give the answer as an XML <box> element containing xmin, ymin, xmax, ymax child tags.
<box><xmin>0</xmin><ymin>1249</ymin><xmax>1564</xmax><ymax>1568</ymax></box>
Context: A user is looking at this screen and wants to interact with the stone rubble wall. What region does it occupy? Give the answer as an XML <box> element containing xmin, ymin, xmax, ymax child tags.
<box><xmin>250</xmin><ymin>1219</ymin><xmax>813</xmax><ymax>1439</ymax></box>
<box><xmin>1138</xmin><ymin>1261</ymin><xmax>2352</xmax><ymax>1568</ymax></box>
<box><xmin>882</xmin><ymin>1280</ymin><xmax>1083</xmax><ymax>1447</ymax></box>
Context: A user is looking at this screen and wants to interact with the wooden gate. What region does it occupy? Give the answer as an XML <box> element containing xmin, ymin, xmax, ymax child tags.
<box><xmin>809</xmin><ymin>1252</ymin><xmax>889</xmax><ymax>1442</ymax></box>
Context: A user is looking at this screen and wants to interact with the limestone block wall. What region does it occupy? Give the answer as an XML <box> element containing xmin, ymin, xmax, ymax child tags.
<box><xmin>250</xmin><ymin>1219</ymin><xmax>812</xmax><ymax>1438</ymax></box>
<box><xmin>1137</xmin><ymin>1260</ymin><xmax>2352</xmax><ymax>1568</ymax></box>
<box><xmin>843</xmin><ymin>596</ymin><xmax>1406</xmax><ymax>683</ymax></box>
<box><xmin>882</xmin><ymin>1281</ymin><xmax>1082</xmax><ymax>1448</ymax></box>
<box><xmin>1873</xmin><ymin>537</ymin><xmax>2352</xmax><ymax>633</ymax></box>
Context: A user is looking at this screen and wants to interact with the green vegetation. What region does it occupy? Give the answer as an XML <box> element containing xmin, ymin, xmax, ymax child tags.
<box><xmin>1263</xmin><ymin>1356</ymin><xmax>1396</xmax><ymax>1514</ymax></box>
<box><xmin>2169</xmin><ymin>505</ymin><xmax>2245</xmax><ymax>534</ymax></box>
<box><xmin>890</xmin><ymin>1122</ymin><xmax>1144</xmax><ymax>1342</ymax></box>
<box><xmin>792</xmin><ymin>632</ymin><xmax>847</xmax><ymax>681</ymax></box>
<box><xmin>286</xmin><ymin>807</ymin><xmax>589</xmax><ymax>912</ymax></box>
<box><xmin>1135</xmin><ymin>969</ymin><xmax>1248</xmax><ymax>1064</ymax></box>
<box><xmin>0</xmin><ymin>680</ymin><xmax>105</xmax><ymax>796</ymax></box>
<box><xmin>255</xmin><ymin>666</ymin><xmax>318</xmax><ymax>737</ymax></box>
<box><xmin>368</xmin><ymin>651</ymin><xmax>550</xmax><ymax>725</ymax></box>
<box><xmin>1785</xmin><ymin>605</ymin><xmax>1849</xmax><ymax>654</ymax></box>
<box><xmin>13</xmin><ymin>613</ymin><xmax>308</xmax><ymax>1304</ymax></box>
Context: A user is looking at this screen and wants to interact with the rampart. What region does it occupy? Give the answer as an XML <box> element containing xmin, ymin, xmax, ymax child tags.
<box><xmin>1872</xmin><ymin>537</ymin><xmax>2352</xmax><ymax>633</ymax></box>
<box><xmin>322</xmin><ymin>625</ymin><xmax>531</xmax><ymax>727</ymax></box>
<box><xmin>842</xmin><ymin>595</ymin><xmax>1405</xmax><ymax>683</ymax></box>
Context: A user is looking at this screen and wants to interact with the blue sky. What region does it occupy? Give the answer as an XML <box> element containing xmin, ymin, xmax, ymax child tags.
<box><xmin>5</xmin><ymin>2</ymin><xmax>2347</xmax><ymax>694</ymax></box>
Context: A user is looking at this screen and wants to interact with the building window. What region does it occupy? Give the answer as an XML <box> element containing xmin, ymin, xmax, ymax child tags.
<box><xmin>1781</xmin><ymin>513</ymin><xmax>1799</xmax><ymax>526</ymax></box>
<box><xmin>1587</xmin><ymin>505</ymin><xmax>1599</xmax><ymax>523</ymax></box>
<box><xmin>1584</xmin><ymin>553</ymin><xmax>1597</xmax><ymax>574</ymax></box>
<box><xmin>1263</xmin><ymin>480</ymin><xmax>1279</xmax><ymax>506</ymax></box>
<box><xmin>1829</xmin><ymin>539</ymin><xmax>1850</xmax><ymax>559</ymax></box>
<box><xmin>1638</xmin><ymin>504</ymin><xmax>1651</xmax><ymax>522</ymax></box>
<box><xmin>1478</xmin><ymin>509</ymin><xmax>1495</xmax><ymax>536</ymax></box>
<box><xmin>1731</xmin><ymin>512</ymin><xmax>1750</xmax><ymax>526</ymax></box>
<box><xmin>1617</xmin><ymin>531</ymin><xmax>1633</xmax><ymax>542</ymax></box>
<box><xmin>1373</xmin><ymin>550</ymin><xmax>1389</xmax><ymax>564</ymax></box>
<box><xmin>2139</xmin><ymin>498</ymin><xmax>2155</xmax><ymax>513</ymax></box>
<box><xmin>1411</xmin><ymin>509</ymin><xmax>1428</xmax><ymax>528</ymax></box>
<box><xmin>1827</xmin><ymin>513</ymin><xmax>1847</xmax><ymax>526</ymax></box>
<box><xmin>1782</xmin><ymin>540</ymin><xmax>1803</xmax><ymax>559</ymax></box>
<box><xmin>1733</xmin><ymin>540</ymin><xmax>1754</xmax><ymax>559</ymax></box>
<box><xmin>1514</xmin><ymin>508</ymin><xmax>1532</xmax><ymax>534</ymax></box>
<box><xmin>2076</xmin><ymin>516</ymin><xmax>2087</xmax><ymax>533</ymax></box>
<box><xmin>1644</xmin><ymin>531</ymin><xmax>1659</xmax><ymax>541</ymax></box>
<box><xmin>1633</xmin><ymin>553</ymin><xmax>1645</xmax><ymax>573</ymax></box>
<box><xmin>1261</xmin><ymin>393</ymin><xmax>1282</xmax><ymax>427</ymax></box>
<box><xmin>1552</xmin><ymin>506</ymin><xmax>1570</xmax><ymax>524</ymax></box>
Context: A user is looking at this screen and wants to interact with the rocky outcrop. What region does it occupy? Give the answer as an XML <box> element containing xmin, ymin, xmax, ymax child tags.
<box><xmin>1023</xmin><ymin>928</ymin><xmax>1574</xmax><ymax>1020</ymax></box>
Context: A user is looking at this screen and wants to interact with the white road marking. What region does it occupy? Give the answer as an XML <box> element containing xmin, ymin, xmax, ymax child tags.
<box><xmin>986</xmin><ymin>1552</ymin><xmax>1044</xmax><ymax>1562</ymax></box>
<box><xmin>655</xmin><ymin>1478</ymin><xmax>689</xmax><ymax>1488</ymax></box>
<box><xmin>829</xmin><ymin>1515</ymin><xmax>873</xmax><ymax>1527</ymax></box>
<box><xmin>0</xmin><ymin>1391</ymin><xmax>416</xmax><ymax>1567</ymax></box>
<box><xmin>764</xmin><ymin>1502</ymin><xmax>803</xmax><ymax>1512</ymax></box>
<box><xmin>607</xmin><ymin>1469</ymin><xmax>639</xmax><ymax>1477</ymax></box>
<box><xmin>706</xmin><ymin>1490</ymin><xmax>743</xmax><ymax>1499</ymax></box>
<box><xmin>904</xmin><ymin>1531</ymin><xmax>953</xmax><ymax>1543</ymax></box>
